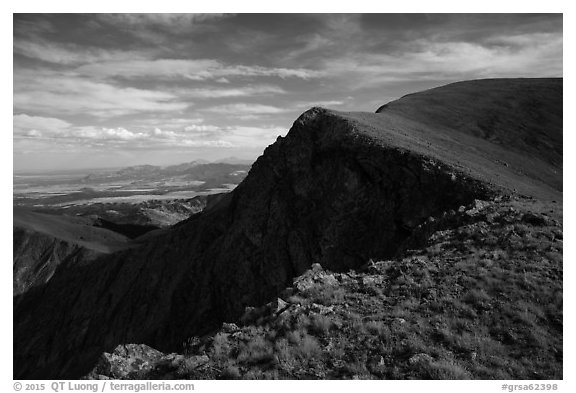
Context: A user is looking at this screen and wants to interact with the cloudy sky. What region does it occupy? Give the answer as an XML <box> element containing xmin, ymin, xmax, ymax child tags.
<box><xmin>13</xmin><ymin>13</ymin><xmax>562</xmax><ymax>172</ymax></box>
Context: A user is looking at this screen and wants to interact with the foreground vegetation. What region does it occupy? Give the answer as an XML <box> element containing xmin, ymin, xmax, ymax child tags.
<box><xmin>89</xmin><ymin>196</ymin><xmax>562</xmax><ymax>380</ymax></box>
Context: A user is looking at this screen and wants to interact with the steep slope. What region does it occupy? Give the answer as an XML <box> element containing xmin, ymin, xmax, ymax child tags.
<box><xmin>13</xmin><ymin>209</ymin><xmax>134</xmax><ymax>297</ymax></box>
<box><xmin>14</xmin><ymin>78</ymin><xmax>562</xmax><ymax>379</ymax></box>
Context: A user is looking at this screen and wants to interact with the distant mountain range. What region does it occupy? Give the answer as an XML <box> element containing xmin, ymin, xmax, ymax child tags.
<box><xmin>14</xmin><ymin>157</ymin><xmax>255</xmax><ymax>177</ymax></box>
<box><xmin>81</xmin><ymin>161</ymin><xmax>251</xmax><ymax>184</ymax></box>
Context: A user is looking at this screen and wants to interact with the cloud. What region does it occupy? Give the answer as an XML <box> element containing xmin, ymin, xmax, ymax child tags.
<box><xmin>14</xmin><ymin>114</ymin><xmax>148</xmax><ymax>142</ymax></box>
<box><xmin>13</xmin><ymin>39</ymin><xmax>152</xmax><ymax>65</ymax></box>
<box><xmin>295</xmin><ymin>100</ymin><xmax>345</xmax><ymax>108</ymax></box>
<box><xmin>75</xmin><ymin>127</ymin><xmax>148</xmax><ymax>141</ymax></box>
<box><xmin>98</xmin><ymin>13</ymin><xmax>231</xmax><ymax>31</ymax></box>
<box><xmin>14</xmin><ymin>114</ymin><xmax>72</xmax><ymax>137</ymax></box>
<box><xmin>184</xmin><ymin>124</ymin><xmax>221</xmax><ymax>132</ymax></box>
<box><xmin>14</xmin><ymin>17</ymin><xmax>55</xmax><ymax>37</ymax></box>
<box><xmin>321</xmin><ymin>32</ymin><xmax>563</xmax><ymax>88</ymax></box>
<box><xmin>75</xmin><ymin>58</ymin><xmax>322</xmax><ymax>81</ymax></box>
<box><xmin>92</xmin><ymin>14</ymin><xmax>234</xmax><ymax>45</ymax></box>
<box><xmin>220</xmin><ymin>126</ymin><xmax>283</xmax><ymax>147</ymax></box>
<box><xmin>14</xmin><ymin>113</ymin><xmax>283</xmax><ymax>151</ymax></box>
<box><xmin>132</xmin><ymin>117</ymin><xmax>206</xmax><ymax>129</ymax></box>
<box><xmin>12</xmin><ymin>14</ymin><xmax>563</xmax><ymax>171</ymax></box>
<box><xmin>183</xmin><ymin>85</ymin><xmax>286</xmax><ymax>98</ymax></box>
<box><xmin>204</xmin><ymin>103</ymin><xmax>290</xmax><ymax>115</ymax></box>
<box><xmin>14</xmin><ymin>70</ymin><xmax>188</xmax><ymax>117</ymax></box>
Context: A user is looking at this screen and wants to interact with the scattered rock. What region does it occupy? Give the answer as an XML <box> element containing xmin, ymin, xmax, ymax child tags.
<box><xmin>465</xmin><ymin>199</ymin><xmax>490</xmax><ymax>216</ymax></box>
<box><xmin>310</xmin><ymin>303</ymin><xmax>335</xmax><ymax>315</ymax></box>
<box><xmin>361</xmin><ymin>276</ymin><xmax>384</xmax><ymax>286</ymax></box>
<box><xmin>409</xmin><ymin>353</ymin><xmax>434</xmax><ymax>365</ymax></box>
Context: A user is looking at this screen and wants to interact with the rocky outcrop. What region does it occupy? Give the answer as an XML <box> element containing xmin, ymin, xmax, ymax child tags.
<box><xmin>14</xmin><ymin>79</ymin><xmax>561</xmax><ymax>379</ymax></box>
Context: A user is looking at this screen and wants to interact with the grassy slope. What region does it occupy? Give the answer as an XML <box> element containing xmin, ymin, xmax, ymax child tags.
<box><xmin>376</xmin><ymin>78</ymin><xmax>562</xmax><ymax>167</ymax></box>
<box><xmin>337</xmin><ymin>78</ymin><xmax>562</xmax><ymax>201</ymax></box>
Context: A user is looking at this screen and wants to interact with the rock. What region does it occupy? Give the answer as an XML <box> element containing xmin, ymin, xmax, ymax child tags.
<box><xmin>409</xmin><ymin>353</ymin><xmax>434</xmax><ymax>365</ymax></box>
<box><xmin>310</xmin><ymin>303</ymin><xmax>335</xmax><ymax>315</ymax></box>
<box><xmin>221</xmin><ymin>323</ymin><xmax>240</xmax><ymax>333</ymax></box>
<box><xmin>521</xmin><ymin>213</ymin><xmax>549</xmax><ymax>226</ymax></box>
<box><xmin>240</xmin><ymin>298</ymin><xmax>290</xmax><ymax>325</ymax></box>
<box><xmin>87</xmin><ymin>344</ymin><xmax>164</xmax><ymax>379</ymax></box>
<box><xmin>272</xmin><ymin>298</ymin><xmax>290</xmax><ymax>315</ymax></box>
<box><xmin>465</xmin><ymin>199</ymin><xmax>490</xmax><ymax>216</ymax></box>
<box><xmin>294</xmin><ymin>277</ymin><xmax>315</xmax><ymax>292</ymax></box>
<box><xmin>361</xmin><ymin>276</ymin><xmax>384</xmax><ymax>286</ymax></box>
<box><xmin>293</xmin><ymin>265</ymin><xmax>339</xmax><ymax>292</ymax></box>
<box><xmin>179</xmin><ymin>355</ymin><xmax>209</xmax><ymax>372</ymax></box>
<box><xmin>319</xmin><ymin>274</ymin><xmax>339</xmax><ymax>286</ymax></box>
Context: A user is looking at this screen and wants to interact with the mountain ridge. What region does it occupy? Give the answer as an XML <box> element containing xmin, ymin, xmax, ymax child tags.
<box><xmin>14</xmin><ymin>78</ymin><xmax>562</xmax><ymax>379</ymax></box>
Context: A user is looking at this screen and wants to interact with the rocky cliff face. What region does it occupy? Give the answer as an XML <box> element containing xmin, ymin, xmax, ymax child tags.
<box><xmin>13</xmin><ymin>79</ymin><xmax>561</xmax><ymax>379</ymax></box>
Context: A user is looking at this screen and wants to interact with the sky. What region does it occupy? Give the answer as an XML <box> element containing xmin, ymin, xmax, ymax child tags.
<box><xmin>13</xmin><ymin>13</ymin><xmax>563</xmax><ymax>172</ymax></box>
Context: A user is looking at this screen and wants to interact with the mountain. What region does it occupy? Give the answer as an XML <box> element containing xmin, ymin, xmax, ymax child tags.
<box><xmin>13</xmin><ymin>208</ymin><xmax>134</xmax><ymax>297</ymax></box>
<box><xmin>375</xmin><ymin>78</ymin><xmax>562</xmax><ymax>195</ymax></box>
<box><xmin>14</xmin><ymin>78</ymin><xmax>562</xmax><ymax>379</ymax></box>
<box><xmin>81</xmin><ymin>161</ymin><xmax>250</xmax><ymax>185</ymax></box>
<box><xmin>215</xmin><ymin>157</ymin><xmax>256</xmax><ymax>165</ymax></box>
<box><xmin>376</xmin><ymin>78</ymin><xmax>562</xmax><ymax>168</ymax></box>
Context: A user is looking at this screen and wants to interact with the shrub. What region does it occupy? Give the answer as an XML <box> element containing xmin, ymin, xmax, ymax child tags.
<box><xmin>210</xmin><ymin>333</ymin><xmax>232</xmax><ymax>361</ymax></box>
<box><xmin>237</xmin><ymin>335</ymin><xmax>275</xmax><ymax>365</ymax></box>
<box><xmin>221</xmin><ymin>365</ymin><xmax>242</xmax><ymax>379</ymax></box>
<box><xmin>422</xmin><ymin>359</ymin><xmax>472</xmax><ymax>379</ymax></box>
<box><xmin>309</xmin><ymin>314</ymin><xmax>332</xmax><ymax>335</ymax></box>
